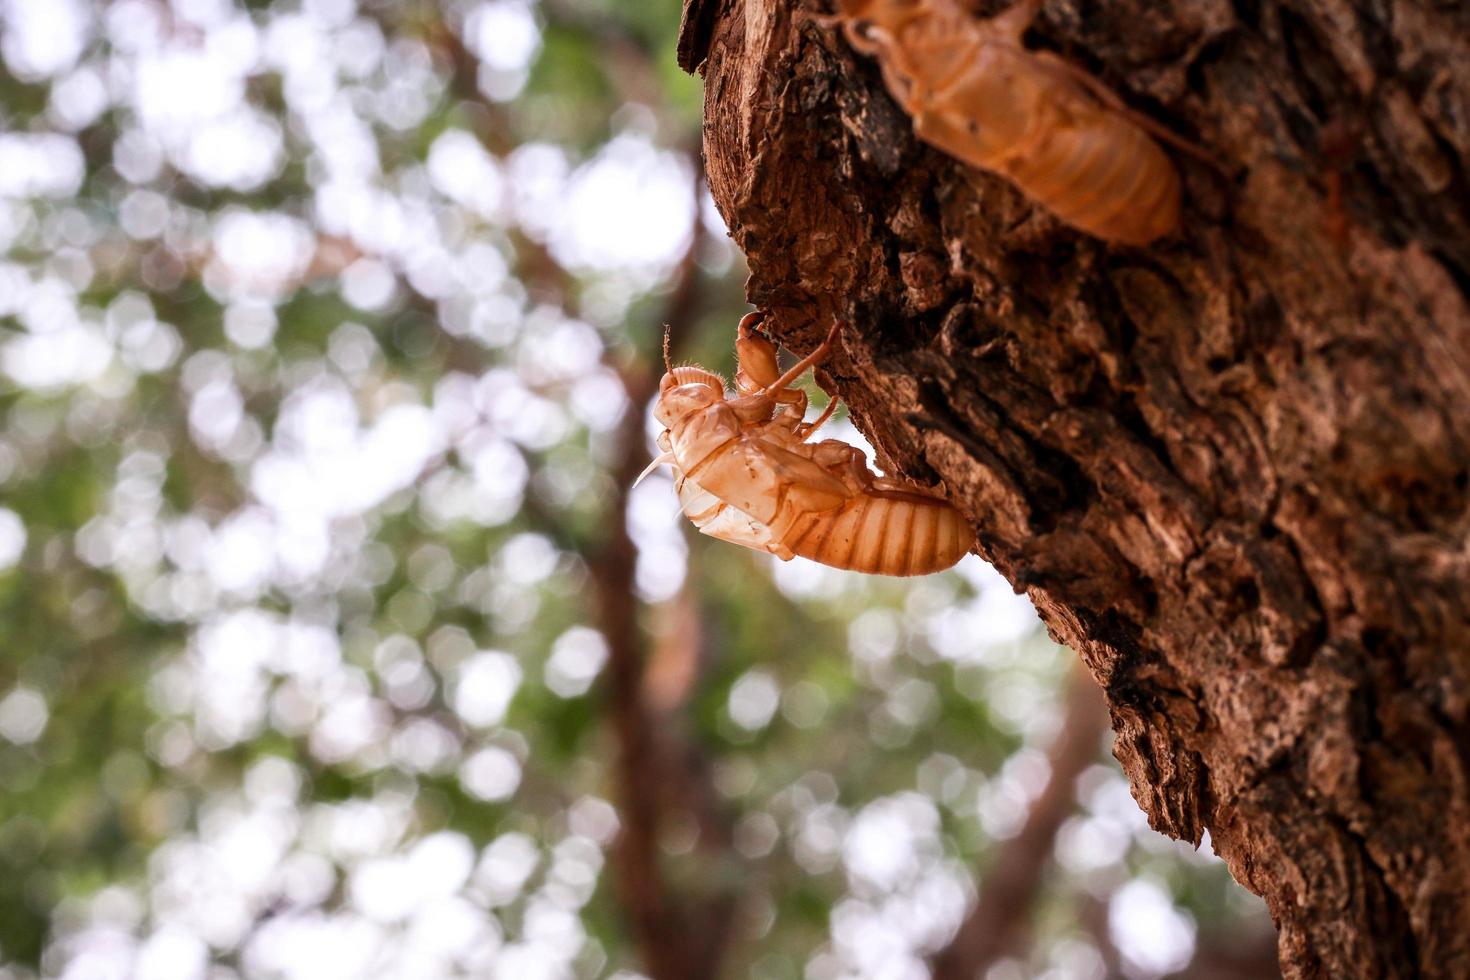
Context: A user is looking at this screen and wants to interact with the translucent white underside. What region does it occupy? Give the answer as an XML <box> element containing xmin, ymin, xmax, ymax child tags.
<box><xmin>676</xmin><ymin>475</ymin><xmax>783</xmax><ymax>556</ymax></box>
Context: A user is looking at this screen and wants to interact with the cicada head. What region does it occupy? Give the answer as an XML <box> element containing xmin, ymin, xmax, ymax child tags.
<box><xmin>654</xmin><ymin>366</ymin><xmax>726</xmax><ymax>427</ymax></box>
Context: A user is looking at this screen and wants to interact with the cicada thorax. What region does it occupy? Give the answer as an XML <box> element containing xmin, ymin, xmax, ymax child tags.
<box><xmin>673</xmin><ymin>420</ymin><xmax>848</xmax><ymax>528</ymax></box>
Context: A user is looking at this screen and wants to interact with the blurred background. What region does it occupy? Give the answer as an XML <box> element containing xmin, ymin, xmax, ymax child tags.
<box><xmin>0</xmin><ymin>1</ymin><xmax>1278</xmax><ymax>978</ymax></box>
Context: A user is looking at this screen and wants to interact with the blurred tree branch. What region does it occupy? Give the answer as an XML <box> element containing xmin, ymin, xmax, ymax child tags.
<box><xmin>1172</xmin><ymin>927</ymin><xmax>1282</xmax><ymax>980</ymax></box>
<box><xmin>930</xmin><ymin>666</ymin><xmax>1108</xmax><ymax>980</ymax></box>
<box><xmin>582</xmin><ymin>159</ymin><xmax>741</xmax><ymax>979</ymax></box>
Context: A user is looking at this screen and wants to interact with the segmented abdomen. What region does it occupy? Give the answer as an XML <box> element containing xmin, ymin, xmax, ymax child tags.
<box><xmin>1004</xmin><ymin>112</ymin><xmax>1180</xmax><ymax>245</ymax></box>
<box><xmin>780</xmin><ymin>491</ymin><xmax>970</xmax><ymax>577</ymax></box>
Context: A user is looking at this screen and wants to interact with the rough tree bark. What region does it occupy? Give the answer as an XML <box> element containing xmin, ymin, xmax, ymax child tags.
<box><xmin>676</xmin><ymin>1</ymin><xmax>1470</xmax><ymax>976</ymax></box>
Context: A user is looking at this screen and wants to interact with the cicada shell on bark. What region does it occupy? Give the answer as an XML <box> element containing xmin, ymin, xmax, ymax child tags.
<box><xmin>645</xmin><ymin>314</ymin><xmax>971</xmax><ymax>576</ymax></box>
<box><xmin>832</xmin><ymin>0</ymin><xmax>1192</xmax><ymax>245</ymax></box>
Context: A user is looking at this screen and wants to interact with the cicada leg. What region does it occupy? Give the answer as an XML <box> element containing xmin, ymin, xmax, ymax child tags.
<box><xmin>797</xmin><ymin>396</ymin><xmax>840</xmax><ymax>441</ymax></box>
<box><xmin>735</xmin><ymin>310</ymin><xmax>806</xmax><ymax>423</ymax></box>
<box><xmin>762</xmin><ymin>320</ymin><xmax>842</xmax><ymax>394</ymax></box>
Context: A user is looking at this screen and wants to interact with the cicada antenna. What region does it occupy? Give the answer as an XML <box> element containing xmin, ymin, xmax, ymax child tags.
<box><xmin>662</xmin><ymin>326</ymin><xmax>672</xmax><ymax>373</ymax></box>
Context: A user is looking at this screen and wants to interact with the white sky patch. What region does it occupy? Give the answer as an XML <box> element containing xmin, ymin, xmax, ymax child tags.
<box><xmin>568</xmin><ymin>368</ymin><xmax>628</xmax><ymax>432</ymax></box>
<box><xmin>958</xmin><ymin>556</ymin><xmax>1041</xmax><ymax>640</ymax></box>
<box><xmin>129</xmin><ymin>23</ymin><xmax>282</xmax><ymax>189</ymax></box>
<box><xmin>392</xmin><ymin>717</ymin><xmax>460</xmax><ymax>773</ymax></box>
<box><xmin>543</xmin><ymin>627</ymin><xmax>608</xmax><ymax>698</ymax></box>
<box><xmin>0</xmin><ymin>507</ymin><xmax>25</xmax><ymax>569</ymax></box>
<box><xmin>463</xmin><ymin>435</ymin><xmax>528</xmax><ymax>514</ymax></box>
<box><xmin>460</xmin><ymin>745</ymin><xmax>522</xmax><ymax>802</ymax></box>
<box><xmin>263</xmin><ymin>11</ymin><xmax>326</xmax><ymax>78</ymax></box>
<box><xmin>2</xmin><ymin>320</ymin><xmax>113</xmax><ymax>390</ymax></box>
<box><xmin>0</xmin><ymin>133</ymin><xmax>85</xmax><ymax>198</ymax></box>
<box><xmin>350</xmin><ymin>832</ymin><xmax>475</xmax><ymax>924</ymax></box>
<box><xmin>567</xmin><ymin>797</ymin><xmax>619</xmax><ymax>846</ymax></box>
<box><xmin>469</xmin><ymin>384</ymin><xmax>552</xmax><ymax>453</ymax></box>
<box><xmin>1056</xmin><ymin>813</ymin><xmax>1132</xmax><ymax>874</ymax></box>
<box><xmin>243</xmin><ymin>911</ymin><xmax>384</xmax><ymax>980</ymax></box>
<box><xmin>976</xmin><ymin>745</ymin><xmax>1051</xmax><ymax>840</ymax></box>
<box><xmin>549</xmin><ymin>135</ymin><xmax>695</xmax><ymax>277</ymax></box>
<box><xmin>497</xmin><ymin>532</ymin><xmax>558</xmax><ymax>586</ymax></box>
<box><xmin>0</xmin><ymin>686</ymin><xmax>48</xmax><ymax>744</ymax></box>
<box><xmin>112</xmin><ymin>128</ymin><xmax>165</xmax><ymax>184</ymax></box>
<box><xmin>118</xmin><ymin>318</ymin><xmax>183</xmax><ymax>375</ymax></box>
<box><xmin>334</xmin><ymin>18</ymin><xmax>384</xmax><ymax>79</ymax></box>
<box><xmin>182</xmin><ymin>109</ymin><xmax>284</xmax><ymax>191</ymax></box>
<box><xmin>105</xmin><ymin>0</ymin><xmax>164</xmax><ymax>54</ymax></box>
<box><xmin>452</xmin><ymin>651</ymin><xmax>522</xmax><ymax>728</ymax></box>
<box><xmin>133</xmin><ymin>48</ymin><xmax>243</xmax><ymax>132</ymax></box>
<box><xmin>133</xmin><ymin>925</ymin><xmax>208</xmax><ymax>980</ymax></box>
<box><xmin>191</xmin><ymin>609</ymin><xmax>278</xmax><ymax>748</ymax></box>
<box><xmin>770</xmin><ymin>554</ymin><xmax>849</xmax><ymax>602</ymax></box>
<box><xmin>147</xmin><ymin>802</ymin><xmax>300</xmax><ymax>949</ymax></box>
<box><xmin>50</xmin><ymin>65</ymin><xmax>110</xmax><ymax>131</ymax></box>
<box><xmin>189</xmin><ymin>378</ymin><xmax>246</xmax><ymax>453</ymax></box>
<box><xmin>842</xmin><ymin>794</ymin><xmax>939</xmax><ymax>895</ymax></box>
<box><xmin>1</xmin><ymin>0</ymin><xmax>88</xmax><ymax>80</ymax></box>
<box><xmin>505</xmin><ymin>142</ymin><xmax>568</xmax><ymax>240</ymax></box>
<box><xmin>465</xmin><ymin>0</ymin><xmax>540</xmax><ymax>72</ymax></box>
<box><xmin>825</xmin><ymin>807</ymin><xmax>969</xmax><ymax>980</ymax></box>
<box><xmin>474</xmin><ymin>833</ymin><xmax>541</xmax><ymax>908</ymax></box>
<box><xmin>924</xmin><ymin>556</ymin><xmax>1042</xmax><ymax>663</ymax></box>
<box><xmin>428</xmin><ymin>129</ymin><xmax>506</xmax><ymax>220</ymax></box>
<box><xmin>304</xmin><ymin>95</ymin><xmax>381</xmax><ymax>183</ymax></box>
<box><xmin>204</xmin><ymin>507</ymin><xmax>276</xmax><ymax>596</ymax></box>
<box><xmin>207</xmin><ymin>210</ymin><xmax>315</xmax><ymax>301</ymax></box>
<box><xmin>514</xmin><ymin>312</ymin><xmax>602</xmax><ymax>386</ymax></box>
<box><xmin>310</xmin><ymin>688</ymin><xmax>390</xmax><ymax>765</ymax></box>
<box><xmin>0</xmin><ymin>263</ymin><xmax>27</xmax><ymax>317</ymax></box>
<box><xmin>339</xmin><ymin>257</ymin><xmax>397</xmax><ymax>311</ymax></box>
<box><xmin>635</xmin><ymin>539</ymin><xmax>687</xmax><ymax>604</ymax></box>
<box><xmin>223</xmin><ymin>302</ymin><xmax>278</xmax><ymax>349</ymax></box>
<box><xmin>626</xmin><ymin>465</ymin><xmax>687</xmax><ymax>602</ymax></box>
<box><xmin>1109</xmin><ymin>879</ymin><xmax>1197</xmax><ymax>977</ymax></box>
<box><xmin>253</xmin><ymin>387</ymin><xmax>445</xmax><ymax>529</ymax></box>
<box><xmin>728</xmin><ymin>670</ymin><xmax>780</xmax><ymax>732</ymax></box>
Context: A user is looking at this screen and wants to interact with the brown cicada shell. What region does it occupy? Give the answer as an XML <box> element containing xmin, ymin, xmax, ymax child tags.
<box><xmin>830</xmin><ymin>0</ymin><xmax>1201</xmax><ymax>245</ymax></box>
<box><xmin>644</xmin><ymin>313</ymin><xmax>971</xmax><ymax>576</ymax></box>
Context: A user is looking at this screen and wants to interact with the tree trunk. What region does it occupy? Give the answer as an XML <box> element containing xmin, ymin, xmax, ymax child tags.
<box><xmin>677</xmin><ymin>1</ymin><xmax>1470</xmax><ymax>976</ymax></box>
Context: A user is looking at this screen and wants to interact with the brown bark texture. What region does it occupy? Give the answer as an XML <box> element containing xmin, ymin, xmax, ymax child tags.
<box><xmin>677</xmin><ymin>1</ymin><xmax>1470</xmax><ymax>977</ymax></box>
